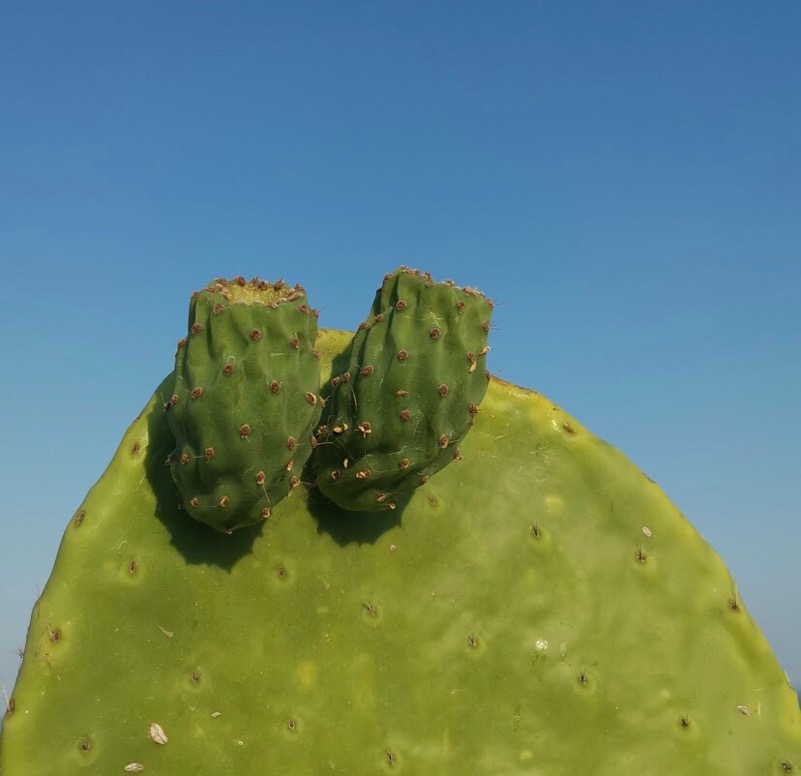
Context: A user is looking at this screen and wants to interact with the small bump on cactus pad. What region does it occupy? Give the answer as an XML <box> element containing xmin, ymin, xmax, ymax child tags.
<box><xmin>314</xmin><ymin>266</ymin><xmax>493</xmax><ymax>511</ymax></box>
<box><xmin>167</xmin><ymin>276</ymin><xmax>321</xmax><ymax>532</ymax></box>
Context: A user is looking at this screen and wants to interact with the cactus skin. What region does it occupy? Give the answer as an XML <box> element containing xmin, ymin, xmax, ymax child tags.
<box><xmin>167</xmin><ymin>276</ymin><xmax>321</xmax><ymax>532</ymax></box>
<box><xmin>2</xmin><ymin>329</ymin><xmax>799</xmax><ymax>775</ymax></box>
<box><xmin>315</xmin><ymin>267</ymin><xmax>493</xmax><ymax>511</ymax></box>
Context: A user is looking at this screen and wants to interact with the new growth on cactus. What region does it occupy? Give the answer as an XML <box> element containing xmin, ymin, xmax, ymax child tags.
<box><xmin>167</xmin><ymin>276</ymin><xmax>321</xmax><ymax>532</ymax></box>
<box><xmin>1</xmin><ymin>267</ymin><xmax>799</xmax><ymax>775</ymax></box>
<box><xmin>314</xmin><ymin>266</ymin><xmax>493</xmax><ymax>511</ymax></box>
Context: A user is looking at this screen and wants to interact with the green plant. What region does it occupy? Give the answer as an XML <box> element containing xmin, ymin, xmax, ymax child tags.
<box><xmin>167</xmin><ymin>276</ymin><xmax>321</xmax><ymax>532</ymax></box>
<box><xmin>315</xmin><ymin>266</ymin><xmax>492</xmax><ymax>511</ymax></box>
<box><xmin>1</xmin><ymin>271</ymin><xmax>799</xmax><ymax>775</ymax></box>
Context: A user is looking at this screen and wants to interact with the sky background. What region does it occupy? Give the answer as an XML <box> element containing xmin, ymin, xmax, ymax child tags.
<box><xmin>1</xmin><ymin>1</ymin><xmax>799</xmax><ymax>706</ymax></box>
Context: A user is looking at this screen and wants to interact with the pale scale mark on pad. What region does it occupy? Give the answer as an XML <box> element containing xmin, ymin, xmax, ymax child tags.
<box><xmin>148</xmin><ymin>722</ymin><xmax>168</xmax><ymax>744</ymax></box>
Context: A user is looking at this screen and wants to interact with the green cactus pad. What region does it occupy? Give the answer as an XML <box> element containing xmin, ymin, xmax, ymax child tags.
<box><xmin>315</xmin><ymin>267</ymin><xmax>493</xmax><ymax>511</ymax></box>
<box><xmin>167</xmin><ymin>276</ymin><xmax>321</xmax><ymax>532</ymax></box>
<box><xmin>2</xmin><ymin>329</ymin><xmax>799</xmax><ymax>775</ymax></box>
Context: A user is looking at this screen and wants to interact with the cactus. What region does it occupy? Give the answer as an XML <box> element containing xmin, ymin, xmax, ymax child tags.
<box><xmin>1</xmin><ymin>301</ymin><xmax>800</xmax><ymax>774</ymax></box>
<box><xmin>315</xmin><ymin>267</ymin><xmax>493</xmax><ymax>511</ymax></box>
<box><xmin>167</xmin><ymin>276</ymin><xmax>321</xmax><ymax>532</ymax></box>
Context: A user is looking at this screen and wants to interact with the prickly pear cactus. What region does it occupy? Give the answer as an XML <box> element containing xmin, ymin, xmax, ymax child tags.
<box><xmin>314</xmin><ymin>267</ymin><xmax>492</xmax><ymax>511</ymax></box>
<box><xmin>2</xmin><ymin>327</ymin><xmax>800</xmax><ymax>773</ymax></box>
<box><xmin>167</xmin><ymin>276</ymin><xmax>321</xmax><ymax>532</ymax></box>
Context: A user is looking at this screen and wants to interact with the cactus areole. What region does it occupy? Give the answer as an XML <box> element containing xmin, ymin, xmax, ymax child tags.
<box><xmin>1</xmin><ymin>269</ymin><xmax>799</xmax><ymax>775</ymax></box>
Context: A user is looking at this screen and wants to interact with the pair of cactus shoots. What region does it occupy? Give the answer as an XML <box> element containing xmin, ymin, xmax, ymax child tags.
<box><xmin>166</xmin><ymin>268</ymin><xmax>493</xmax><ymax>532</ymax></box>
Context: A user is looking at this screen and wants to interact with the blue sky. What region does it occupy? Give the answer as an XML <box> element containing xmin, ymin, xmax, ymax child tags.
<box><xmin>1</xmin><ymin>1</ymin><xmax>799</xmax><ymax>700</ymax></box>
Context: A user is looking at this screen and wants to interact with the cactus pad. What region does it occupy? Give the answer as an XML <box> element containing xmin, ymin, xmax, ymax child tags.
<box><xmin>2</xmin><ymin>329</ymin><xmax>799</xmax><ymax>774</ymax></box>
<box><xmin>167</xmin><ymin>276</ymin><xmax>321</xmax><ymax>532</ymax></box>
<box><xmin>314</xmin><ymin>267</ymin><xmax>493</xmax><ymax>511</ymax></box>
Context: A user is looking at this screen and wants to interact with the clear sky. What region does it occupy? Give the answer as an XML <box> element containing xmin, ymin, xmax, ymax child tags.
<box><xmin>1</xmin><ymin>1</ymin><xmax>799</xmax><ymax>702</ymax></box>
